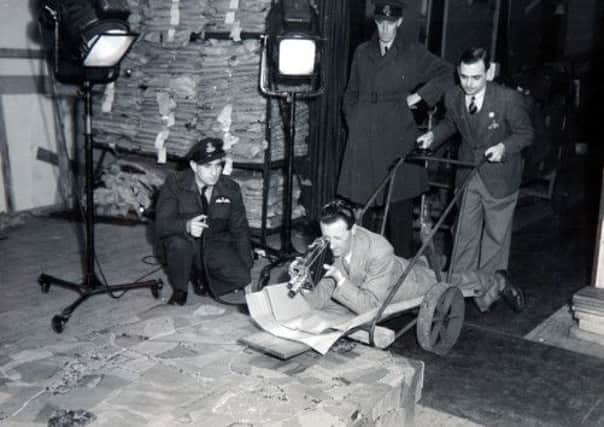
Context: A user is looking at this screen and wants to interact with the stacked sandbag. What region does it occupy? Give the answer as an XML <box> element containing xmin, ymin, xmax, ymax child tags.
<box><xmin>93</xmin><ymin>159</ymin><xmax>168</xmax><ymax>219</ymax></box>
<box><xmin>203</xmin><ymin>0</ymin><xmax>271</xmax><ymax>34</ymax></box>
<box><xmin>136</xmin><ymin>44</ymin><xmax>204</xmax><ymax>156</ymax></box>
<box><xmin>91</xmin><ymin>49</ymin><xmax>147</xmax><ymax>148</ymax></box>
<box><xmin>138</xmin><ymin>0</ymin><xmax>209</xmax><ymax>46</ymax></box>
<box><xmin>267</xmin><ymin>99</ymin><xmax>310</xmax><ymax>161</ymax></box>
<box><xmin>195</xmin><ymin>39</ymin><xmax>267</xmax><ymax>161</ymax></box>
<box><xmin>90</xmin><ymin>0</ymin><xmax>309</xmax><ymax>229</ymax></box>
<box><xmin>232</xmin><ymin>169</ymin><xmax>305</xmax><ymax>230</ymax></box>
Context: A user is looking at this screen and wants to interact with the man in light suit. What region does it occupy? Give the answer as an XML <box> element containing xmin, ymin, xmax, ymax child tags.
<box><xmin>417</xmin><ymin>48</ymin><xmax>532</xmax><ymax>311</ymax></box>
<box><xmin>303</xmin><ymin>200</ymin><xmax>525</xmax><ymax>315</ymax></box>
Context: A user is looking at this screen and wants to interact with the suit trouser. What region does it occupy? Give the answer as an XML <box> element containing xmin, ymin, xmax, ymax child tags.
<box><xmin>450</xmin><ymin>173</ymin><xmax>518</xmax><ymax>275</ymax></box>
<box><xmin>403</xmin><ymin>258</ymin><xmax>505</xmax><ymax>312</ymax></box>
<box><xmin>162</xmin><ymin>235</ymin><xmax>251</xmax><ymax>296</ymax></box>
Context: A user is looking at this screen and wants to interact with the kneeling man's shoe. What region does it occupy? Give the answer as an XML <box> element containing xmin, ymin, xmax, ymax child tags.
<box><xmin>496</xmin><ymin>270</ymin><xmax>525</xmax><ymax>312</ymax></box>
<box><xmin>191</xmin><ymin>277</ymin><xmax>208</xmax><ymax>296</ymax></box>
<box><xmin>167</xmin><ymin>290</ymin><xmax>187</xmax><ymax>306</ymax></box>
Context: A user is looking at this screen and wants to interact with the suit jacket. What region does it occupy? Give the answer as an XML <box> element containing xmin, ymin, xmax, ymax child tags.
<box><xmin>338</xmin><ymin>31</ymin><xmax>454</xmax><ymax>203</ymax></box>
<box><xmin>304</xmin><ymin>226</ymin><xmax>437</xmax><ymax>314</ymax></box>
<box><xmin>431</xmin><ymin>83</ymin><xmax>534</xmax><ymax>198</ymax></box>
<box><xmin>155</xmin><ymin>170</ymin><xmax>253</xmax><ymax>270</ymax></box>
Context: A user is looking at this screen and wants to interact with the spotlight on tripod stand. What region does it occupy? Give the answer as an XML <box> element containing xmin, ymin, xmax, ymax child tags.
<box><xmin>37</xmin><ymin>0</ymin><xmax>162</xmax><ymax>333</ymax></box>
<box><xmin>256</xmin><ymin>0</ymin><xmax>324</xmax><ymax>289</ymax></box>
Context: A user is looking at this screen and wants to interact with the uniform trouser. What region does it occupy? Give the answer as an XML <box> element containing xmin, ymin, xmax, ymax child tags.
<box><xmin>387</xmin><ymin>199</ymin><xmax>414</xmax><ymax>259</ymax></box>
<box><xmin>162</xmin><ymin>236</ymin><xmax>251</xmax><ymax>296</ymax></box>
<box><xmin>450</xmin><ymin>173</ymin><xmax>518</xmax><ymax>275</ymax></box>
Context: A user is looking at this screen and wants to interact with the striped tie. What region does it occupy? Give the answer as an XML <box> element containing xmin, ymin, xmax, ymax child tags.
<box><xmin>468</xmin><ymin>96</ymin><xmax>477</xmax><ymax>114</ymax></box>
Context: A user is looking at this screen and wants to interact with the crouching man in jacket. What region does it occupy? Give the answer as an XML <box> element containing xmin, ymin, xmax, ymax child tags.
<box><xmin>156</xmin><ymin>138</ymin><xmax>253</xmax><ymax>305</ymax></box>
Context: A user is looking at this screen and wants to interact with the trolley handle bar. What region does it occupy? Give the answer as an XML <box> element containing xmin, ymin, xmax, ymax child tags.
<box><xmin>406</xmin><ymin>155</ymin><xmax>477</xmax><ymax>168</ymax></box>
<box><xmin>367</xmin><ymin>157</ymin><xmax>487</xmax><ymax>346</ymax></box>
<box><xmin>357</xmin><ymin>155</ymin><xmax>407</xmax><ymax>222</ymax></box>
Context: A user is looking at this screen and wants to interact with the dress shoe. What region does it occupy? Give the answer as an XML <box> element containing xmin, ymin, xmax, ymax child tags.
<box><xmin>191</xmin><ymin>277</ymin><xmax>208</xmax><ymax>296</ymax></box>
<box><xmin>190</xmin><ymin>269</ymin><xmax>209</xmax><ymax>296</ymax></box>
<box><xmin>217</xmin><ymin>288</ymin><xmax>247</xmax><ymax>305</ymax></box>
<box><xmin>496</xmin><ymin>270</ymin><xmax>525</xmax><ymax>312</ymax></box>
<box><xmin>167</xmin><ymin>290</ymin><xmax>187</xmax><ymax>306</ymax></box>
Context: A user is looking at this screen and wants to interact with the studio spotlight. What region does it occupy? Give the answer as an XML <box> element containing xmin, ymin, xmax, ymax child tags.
<box><xmin>270</xmin><ymin>0</ymin><xmax>320</xmax><ymax>79</ymax></box>
<box><xmin>39</xmin><ymin>0</ymin><xmax>138</xmax><ymax>84</ymax></box>
<box><xmin>256</xmin><ymin>0</ymin><xmax>324</xmax><ymax>288</ymax></box>
<box><xmin>37</xmin><ymin>0</ymin><xmax>162</xmax><ymax>333</ymax></box>
<box><xmin>263</xmin><ymin>0</ymin><xmax>321</xmax><ymax>85</ymax></box>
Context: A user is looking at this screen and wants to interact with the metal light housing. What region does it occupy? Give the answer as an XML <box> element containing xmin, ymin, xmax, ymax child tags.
<box><xmin>267</xmin><ymin>0</ymin><xmax>320</xmax><ymax>80</ymax></box>
<box><xmin>39</xmin><ymin>0</ymin><xmax>138</xmax><ymax>84</ymax></box>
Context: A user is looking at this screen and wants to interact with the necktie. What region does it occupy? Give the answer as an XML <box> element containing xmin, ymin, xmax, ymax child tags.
<box><xmin>383</xmin><ymin>45</ymin><xmax>389</xmax><ymax>56</ymax></box>
<box><xmin>341</xmin><ymin>257</ymin><xmax>350</xmax><ymax>275</ymax></box>
<box><xmin>200</xmin><ymin>186</ymin><xmax>209</xmax><ymax>213</ymax></box>
<box><xmin>468</xmin><ymin>96</ymin><xmax>478</xmax><ymax>114</ymax></box>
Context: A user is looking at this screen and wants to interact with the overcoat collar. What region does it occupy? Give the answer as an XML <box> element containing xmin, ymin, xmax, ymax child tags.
<box><xmin>367</xmin><ymin>30</ymin><xmax>410</xmax><ymax>66</ymax></box>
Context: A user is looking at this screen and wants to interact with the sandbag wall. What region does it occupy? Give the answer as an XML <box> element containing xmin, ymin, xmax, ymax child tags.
<box><xmin>91</xmin><ymin>0</ymin><xmax>308</xmax><ymax>228</ymax></box>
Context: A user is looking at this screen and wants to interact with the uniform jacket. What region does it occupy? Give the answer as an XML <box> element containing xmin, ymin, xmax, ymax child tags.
<box><xmin>304</xmin><ymin>225</ymin><xmax>436</xmax><ymax>314</ymax></box>
<box><xmin>431</xmin><ymin>82</ymin><xmax>534</xmax><ymax>198</ymax></box>
<box><xmin>338</xmin><ymin>31</ymin><xmax>454</xmax><ymax>203</ymax></box>
<box><xmin>155</xmin><ymin>170</ymin><xmax>253</xmax><ymax>270</ymax></box>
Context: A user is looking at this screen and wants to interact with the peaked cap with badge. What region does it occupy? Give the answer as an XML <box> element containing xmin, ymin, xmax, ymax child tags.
<box><xmin>373</xmin><ymin>0</ymin><xmax>407</xmax><ymax>21</ymax></box>
<box><xmin>187</xmin><ymin>137</ymin><xmax>226</xmax><ymax>165</ymax></box>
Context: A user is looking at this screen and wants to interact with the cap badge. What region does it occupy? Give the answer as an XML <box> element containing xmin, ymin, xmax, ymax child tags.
<box><xmin>382</xmin><ymin>5</ymin><xmax>391</xmax><ymax>16</ymax></box>
<box><xmin>206</xmin><ymin>142</ymin><xmax>216</xmax><ymax>154</ymax></box>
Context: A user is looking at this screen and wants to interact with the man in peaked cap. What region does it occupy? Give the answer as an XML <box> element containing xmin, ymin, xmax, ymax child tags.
<box><xmin>338</xmin><ymin>0</ymin><xmax>454</xmax><ymax>259</ymax></box>
<box><xmin>156</xmin><ymin>137</ymin><xmax>253</xmax><ymax>306</ymax></box>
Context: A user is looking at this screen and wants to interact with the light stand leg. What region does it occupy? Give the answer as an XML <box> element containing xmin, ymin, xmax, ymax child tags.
<box><xmin>256</xmin><ymin>92</ymin><xmax>299</xmax><ymax>290</ymax></box>
<box><xmin>38</xmin><ymin>81</ymin><xmax>162</xmax><ymax>334</ymax></box>
<box><xmin>281</xmin><ymin>92</ymin><xmax>296</xmax><ymax>254</ymax></box>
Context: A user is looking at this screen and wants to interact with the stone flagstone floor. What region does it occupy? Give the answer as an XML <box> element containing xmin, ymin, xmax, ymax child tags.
<box><xmin>0</xmin><ymin>215</ymin><xmax>425</xmax><ymax>426</ymax></box>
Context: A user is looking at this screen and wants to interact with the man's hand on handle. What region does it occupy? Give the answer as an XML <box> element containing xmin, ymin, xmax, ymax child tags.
<box><xmin>484</xmin><ymin>143</ymin><xmax>505</xmax><ymax>162</ymax></box>
<box><xmin>416</xmin><ymin>131</ymin><xmax>434</xmax><ymax>150</ymax></box>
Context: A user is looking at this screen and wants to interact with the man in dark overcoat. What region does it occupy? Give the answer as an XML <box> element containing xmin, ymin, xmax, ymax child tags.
<box><xmin>156</xmin><ymin>138</ymin><xmax>253</xmax><ymax>305</ymax></box>
<box><xmin>418</xmin><ymin>48</ymin><xmax>533</xmax><ymax>310</ymax></box>
<box><xmin>338</xmin><ymin>0</ymin><xmax>454</xmax><ymax>258</ymax></box>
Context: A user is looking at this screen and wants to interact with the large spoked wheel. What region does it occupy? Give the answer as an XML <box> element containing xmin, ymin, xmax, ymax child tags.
<box><xmin>417</xmin><ymin>283</ymin><xmax>465</xmax><ymax>356</ymax></box>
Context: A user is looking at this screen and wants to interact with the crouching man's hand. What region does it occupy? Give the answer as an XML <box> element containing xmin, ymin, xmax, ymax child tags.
<box><xmin>186</xmin><ymin>214</ymin><xmax>208</xmax><ymax>238</ymax></box>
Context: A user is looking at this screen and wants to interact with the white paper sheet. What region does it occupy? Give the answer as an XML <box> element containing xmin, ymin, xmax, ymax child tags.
<box><xmin>246</xmin><ymin>283</ymin><xmax>424</xmax><ymax>354</ymax></box>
